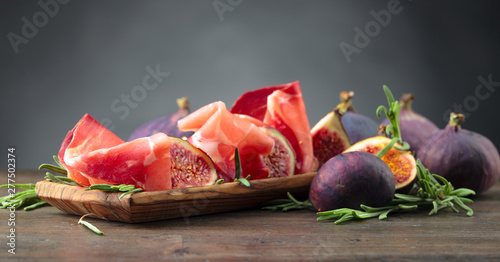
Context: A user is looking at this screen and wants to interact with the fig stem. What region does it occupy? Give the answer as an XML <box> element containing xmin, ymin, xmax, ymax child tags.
<box><xmin>176</xmin><ymin>97</ymin><xmax>190</xmax><ymax>111</ymax></box>
<box><xmin>449</xmin><ymin>112</ymin><xmax>465</xmax><ymax>130</ymax></box>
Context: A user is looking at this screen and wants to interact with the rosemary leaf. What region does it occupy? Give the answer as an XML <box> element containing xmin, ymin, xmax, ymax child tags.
<box><xmin>78</xmin><ymin>215</ymin><xmax>104</xmax><ymax>235</ymax></box>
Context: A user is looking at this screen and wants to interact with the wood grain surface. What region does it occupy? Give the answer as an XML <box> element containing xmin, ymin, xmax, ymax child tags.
<box><xmin>1</xmin><ymin>170</ymin><xmax>500</xmax><ymax>261</ymax></box>
<box><xmin>35</xmin><ymin>172</ymin><xmax>315</xmax><ymax>223</ymax></box>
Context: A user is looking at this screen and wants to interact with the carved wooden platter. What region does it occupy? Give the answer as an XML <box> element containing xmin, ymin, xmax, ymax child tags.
<box><xmin>35</xmin><ymin>173</ymin><xmax>315</xmax><ymax>223</ymax></box>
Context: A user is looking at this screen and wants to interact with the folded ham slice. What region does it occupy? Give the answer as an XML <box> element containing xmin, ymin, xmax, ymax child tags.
<box><xmin>58</xmin><ymin>114</ymin><xmax>172</xmax><ymax>191</ymax></box>
<box><xmin>230</xmin><ymin>81</ymin><xmax>319</xmax><ymax>174</ymax></box>
<box><xmin>178</xmin><ymin>101</ymin><xmax>275</xmax><ymax>181</ymax></box>
<box><xmin>58</xmin><ymin>114</ymin><xmax>124</xmax><ymax>186</ymax></box>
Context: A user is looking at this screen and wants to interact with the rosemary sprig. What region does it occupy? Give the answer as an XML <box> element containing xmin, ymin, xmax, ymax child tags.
<box><xmin>85</xmin><ymin>184</ymin><xmax>144</xmax><ymax>199</ymax></box>
<box><xmin>232</xmin><ymin>147</ymin><xmax>251</xmax><ymax>187</ymax></box>
<box><xmin>316</xmin><ymin>159</ymin><xmax>475</xmax><ymax>224</ymax></box>
<box><xmin>262</xmin><ymin>192</ymin><xmax>313</xmax><ymax>211</ymax></box>
<box><xmin>38</xmin><ymin>155</ymin><xmax>68</xmax><ymax>175</ymax></box>
<box><xmin>78</xmin><ymin>214</ymin><xmax>104</xmax><ymax>235</ymax></box>
<box><xmin>0</xmin><ymin>184</ymin><xmax>49</xmax><ymax>211</ymax></box>
<box><xmin>375</xmin><ymin>85</ymin><xmax>410</xmax><ymax>152</ymax></box>
<box><xmin>44</xmin><ymin>172</ymin><xmax>81</xmax><ymax>187</ymax></box>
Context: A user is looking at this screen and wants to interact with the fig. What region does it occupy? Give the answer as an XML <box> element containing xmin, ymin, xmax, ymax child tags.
<box><xmin>416</xmin><ymin>113</ymin><xmax>500</xmax><ymax>194</ymax></box>
<box><xmin>170</xmin><ymin>137</ymin><xmax>218</xmax><ymax>188</ymax></box>
<box><xmin>309</xmin><ymin>151</ymin><xmax>395</xmax><ymax>211</ymax></box>
<box><xmin>381</xmin><ymin>94</ymin><xmax>439</xmax><ymax>152</ymax></box>
<box><xmin>128</xmin><ymin>97</ymin><xmax>194</xmax><ymax>141</ymax></box>
<box><xmin>310</xmin><ymin>108</ymin><xmax>351</xmax><ymax>168</ymax></box>
<box><xmin>344</xmin><ymin>136</ymin><xmax>417</xmax><ymax>192</ymax></box>
<box><xmin>260</xmin><ymin>127</ymin><xmax>296</xmax><ymax>178</ymax></box>
<box><xmin>337</xmin><ymin>91</ymin><xmax>379</xmax><ymax>144</ymax></box>
<box><xmin>235</xmin><ymin>115</ymin><xmax>296</xmax><ymax>179</ymax></box>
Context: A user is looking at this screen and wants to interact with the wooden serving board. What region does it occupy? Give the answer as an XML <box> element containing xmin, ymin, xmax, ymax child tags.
<box><xmin>35</xmin><ymin>173</ymin><xmax>315</xmax><ymax>223</ymax></box>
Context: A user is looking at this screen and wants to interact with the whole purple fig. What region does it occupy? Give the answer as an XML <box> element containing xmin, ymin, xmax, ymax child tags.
<box><xmin>416</xmin><ymin>113</ymin><xmax>500</xmax><ymax>194</ymax></box>
<box><xmin>338</xmin><ymin>91</ymin><xmax>379</xmax><ymax>144</ymax></box>
<box><xmin>309</xmin><ymin>151</ymin><xmax>395</xmax><ymax>211</ymax></box>
<box><xmin>128</xmin><ymin>97</ymin><xmax>194</xmax><ymax>141</ymax></box>
<box><xmin>382</xmin><ymin>94</ymin><xmax>439</xmax><ymax>152</ymax></box>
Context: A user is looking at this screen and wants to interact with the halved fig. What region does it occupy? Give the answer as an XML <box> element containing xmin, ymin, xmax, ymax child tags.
<box><xmin>343</xmin><ymin>136</ymin><xmax>417</xmax><ymax>192</ymax></box>
<box><xmin>260</xmin><ymin>127</ymin><xmax>296</xmax><ymax>179</ymax></box>
<box><xmin>311</xmin><ymin>108</ymin><xmax>351</xmax><ymax>168</ymax></box>
<box><xmin>170</xmin><ymin>137</ymin><xmax>218</xmax><ymax>188</ymax></box>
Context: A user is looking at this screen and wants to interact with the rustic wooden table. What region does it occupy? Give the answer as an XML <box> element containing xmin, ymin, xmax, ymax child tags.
<box><xmin>1</xmin><ymin>170</ymin><xmax>500</xmax><ymax>261</ymax></box>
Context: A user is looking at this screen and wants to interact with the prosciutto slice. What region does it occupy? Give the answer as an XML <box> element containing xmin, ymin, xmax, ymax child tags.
<box><xmin>58</xmin><ymin>114</ymin><xmax>172</xmax><ymax>191</ymax></box>
<box><xmin>67</xmin><ymin>133</ymin><xmax>172</xmax><ymax>191</ymax></box>
<box><xmin>230</xmin><ymin>81</ymin><xmax>319</xmax><ymax>174</ymax></box>
<box><xmin>58</xmin><ymin>114</ymin><xmax>124</xmax><ymax>186</ymax></box>
<box><xmin>177</xmin><ymin>101</ymin><xmax>275</xmax><ymax>181</ymax></box>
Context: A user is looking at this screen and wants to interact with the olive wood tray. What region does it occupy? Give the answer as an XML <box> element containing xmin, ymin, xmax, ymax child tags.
<box><xmin>35</xmin><ymin>173</ymin><xmax>315</xmax><ymax>223</ymax></box>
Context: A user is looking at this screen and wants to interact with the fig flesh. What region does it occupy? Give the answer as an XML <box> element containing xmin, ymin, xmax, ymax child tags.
<box><xmin>381</xmin><ymin>94</ymin><xmax>439</xmax><ymax>152</ymax></box>
<box><xmin>128</xmin><ymin>97</ymin><xmax>194</xmax><ymax>141</ymax></box>
<box><xmin>309</xmin><ymin>151</ymin><xmax>395</xmax><ymax>211</ymax></box>
<box><xmin>338</xmin><ymin>91</ymin><xmax>379</xmax><ymax>144</ymax></box>
<box><xmin>170</xmin><ymin>137</ymin><xmax>217</xmax><ymax>188</ymax></box>
<box><xmin>416</xmin><ymin>113</ymin><xmax>500</xmax><ymax>194</ymax></box>
<box><xmin>310</xmin><ymin>108</ymin><xmax>351</xmax><ymax>168</ymax></box>
<box><xmin>235</xmin><ymin>115</ymin><xmax>296</xmax><ymax>179</ymax></box>
<box><xmin>344</xmin><ymin>136</ymin><xmax>417</xmax><ymax>192</ymax></box>
<box><xmin>260</xmin><ymin>127</ymin><xmax>296</xmax><ymax>179</ymax></box>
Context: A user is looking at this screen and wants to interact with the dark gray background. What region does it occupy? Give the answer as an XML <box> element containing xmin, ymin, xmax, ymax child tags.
<box><xmin>2</xmin><ymin>0</ymin><xmax>499</xmax><ymax>170</ymax></box>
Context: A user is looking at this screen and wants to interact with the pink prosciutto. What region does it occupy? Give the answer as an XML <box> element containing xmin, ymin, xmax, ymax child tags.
<box><xmin>58</xmin><ymin>114</ymin><xmax>172</xmax><ymax>191</ymax></box>
<box><xmin>230</xmin><ymin>81</ymin><xmax>319</xmax><ymax>174</ymax></box>
<box><xmin>177</xmin><ymin>101</ymin><xmax>275</xmax><ymax>181</ymax></box>
<box><xmin>58</xmin><ymin>114</ymin><xmax>124</xmax><ymax>186</ymax></box>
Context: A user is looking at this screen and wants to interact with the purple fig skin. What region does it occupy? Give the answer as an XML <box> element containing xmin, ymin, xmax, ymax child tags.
<box><xmin>342</xmin><ymin>112</ymin><xmax>379</xmax><ymax>144</ymax></box>
<box><xmin>128</xmin><ymin>97</ymin><xmax>194</xmax><ymax>141</ymax></box>
<box><xmin>337</xmin><ymin>91</ymin><xmax>379</xmax><ymax>144</ymax></box>
<box><xmin>382</xmin><ymin>94</ymin><xmax>439</xmax><ymax>152</ymax></box>
<box><xmin>309</xmin><ymin>151</ymin><xmax>395</xmax><ymax>211</ymax></box>
<box><xmin>416</xmin><ymin>113</ymin><xmax>500</xmax><ymax>195</ymax></box>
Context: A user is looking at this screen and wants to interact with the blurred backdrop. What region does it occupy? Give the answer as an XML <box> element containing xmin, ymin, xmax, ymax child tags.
<box><xmin>2</xmin><ymin>0</ymin><xmax>500</xmax><ymax>169</ymax></box>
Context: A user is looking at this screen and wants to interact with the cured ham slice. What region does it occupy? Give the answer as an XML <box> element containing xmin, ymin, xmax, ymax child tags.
<box><xmin>178</xmin><ymin>101</ymin><xmax>275</xmax><ymax>181</ymax></box>
<box><xmin>230</xmin><ymin>81</ymin><xmax>319</xmax><ymax>174</ymax></box>
<box><xmin>58</xmin><ymin>114</ymin><xmax>124</xmax><ymax>186</ymax></box>
<box><xmin>58</xmin><ymin>114</ymin><xmax>172</xmax><ymax>191</ymax></box>
<box><xmin>67</xmin><ymin>133</ymin><xmax>172</xmax><ymax>191</ymax></box>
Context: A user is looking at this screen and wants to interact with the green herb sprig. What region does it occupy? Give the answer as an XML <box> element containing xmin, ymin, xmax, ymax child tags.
<box><xmin>233</xmin><ymin>147</ymin><xmax>251</xmax><ymax>187</ymax></box>
<box><xmin>262</xmin><ymin>192</ymin><xmax>313</xmax><ymax>211</ymax></box>
<box><xmin>85</xmin><ymin>184</ymin><xmax>144</xmax><ymax>199</ymax></box>
<box><xmin>375</xmin><ymin>85</ymin><xmax>410</xmax><ymax>154</ymax></box>
<box><xmin>78</xmin><ymin>214</ymin><xmax>104</xmax><ymax>235</ymax></box>
<box><xmin>0</xmin><ymin>184</ymin><xmax>48</xmax><ymax>211</ymax></box>
<box><xmin>216</xmin><ymin>148</ymin><xmax>251</xmax><ymax>187</ymax></box>
<box><xmin>38</xmin><ymin>155</ymin><xmax>68</xmax><ymax>175</ymax></box>
<box><xmin>316</xmin><ymin>160</ymin><xmax>475</xmax><ymax>224</ymax></box>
